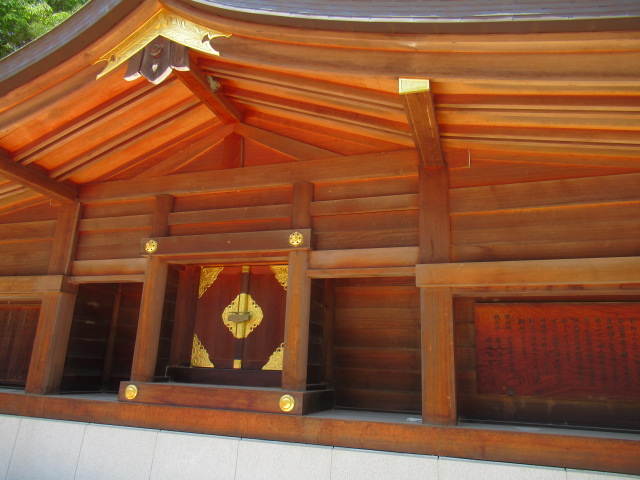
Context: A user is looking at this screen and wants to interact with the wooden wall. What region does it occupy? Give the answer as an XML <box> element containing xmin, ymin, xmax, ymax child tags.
<box><xmin>0</xmin><ymin>202</ymin><xmax>58</xmax><ymax>276</ymax></box>
<box><xmin>333</xmin><ymin>277</ymin><xmax>421</xmax><ymax>413</ymax></box>
<box><xmin>449</xmin><ymin>164</ymin><xmax>640</xmax><ymax>262</ymax></box>
<box><xmin>0</xmin><ymin>303</ymin><xmax>39</xmax><ymax>386</ymax></box>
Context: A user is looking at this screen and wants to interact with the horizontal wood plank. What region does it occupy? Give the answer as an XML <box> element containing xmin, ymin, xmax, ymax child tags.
<box><xmin>417</xmin><ymin>257</ymin><xmax>640</xmax><ymax>290</ymax></box>
<box><xmin>80</xmin><ymin>150</ymin><xmax>418</xmax><ymax>202</ymax></box>
<box><xmin>141</xmin><ymin>228</ymin><xmax>312</xmax><ymax>257</ymax></box>
<box><xmin>309</xmin><ymin>247</ymin><xmax>419</xmax><ymax>269</ymax></box>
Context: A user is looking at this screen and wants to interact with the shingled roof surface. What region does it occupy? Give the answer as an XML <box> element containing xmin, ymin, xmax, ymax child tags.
<box><xmin>195</xmin><ymin>0</ymin><xmax>640</xmax><ymax>21</ymax></box>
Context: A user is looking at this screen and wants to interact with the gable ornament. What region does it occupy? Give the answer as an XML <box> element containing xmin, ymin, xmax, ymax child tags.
<box><xmin>95</xmin><ymin>8</ymin><xmax>229</xmax><ymax>81</ymax></box>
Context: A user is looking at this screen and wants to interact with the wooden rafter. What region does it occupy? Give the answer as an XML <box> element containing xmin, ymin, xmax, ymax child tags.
<box><xmin>234</xmin><ymin>124</ymin><xmax>336</xmax><ymax>160</ymax></box>
<box><xmin>0</xmin><ymin>149</ymin><xmax>77</xmax><ymax>202</ymax></box>
<box><xmin>174</xmin><ymin>59</ymin><xmax>242</xmax><ymax>124</ymax></box>
<box><xmin>400</xmin><ymin>79</ymin><xmax>444</xmax><ymax>168</ymax></box>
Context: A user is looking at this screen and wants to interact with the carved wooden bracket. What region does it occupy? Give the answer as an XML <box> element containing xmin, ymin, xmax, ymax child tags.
<box><xmin>124</xmin><ymin>37</ymin><xmax>189</xmax><ymax>85</ymax></box>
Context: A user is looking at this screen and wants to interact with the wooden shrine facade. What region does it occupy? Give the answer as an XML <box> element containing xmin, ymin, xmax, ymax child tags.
<box><xmin>0</xmin><ymin>0</ymin><xmax>639</xmax><ymax>475</ymax></box>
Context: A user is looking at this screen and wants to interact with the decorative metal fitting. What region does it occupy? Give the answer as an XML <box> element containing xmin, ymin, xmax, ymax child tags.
<box><xmin>124</xmin><ymin>384</ymin><xmax>138</xmax><ymax>400</ymax></box>
<box><xmin>289</xmin><ymin>231</ymin><xmax>304</xmax><ymax>247</ymax></box>
<box><xmin>279</xmin><ymin>394</ymin><xmax>295</xmax><ymax>412</ymax></box>
<box><xmin>145</xmin><ymin>239</ymin><xmax>158</xmax><ymax>253</ymax></box>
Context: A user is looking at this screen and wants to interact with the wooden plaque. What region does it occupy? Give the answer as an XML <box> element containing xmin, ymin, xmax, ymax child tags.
<box><xmin>475</xmin><ymin>303</ymin><xmax>640</xmax><ymax>401</ymax></box>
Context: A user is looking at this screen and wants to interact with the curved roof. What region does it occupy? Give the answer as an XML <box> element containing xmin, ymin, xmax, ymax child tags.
<box><xmin>0</xmin><ymin>0</ymin><xmax>639</xmax><ymax>213</ymax></box>
<box><xmin>190</xmin><ymin>0</ymin><xmax>640</xmax><ymax>32</ymax></box>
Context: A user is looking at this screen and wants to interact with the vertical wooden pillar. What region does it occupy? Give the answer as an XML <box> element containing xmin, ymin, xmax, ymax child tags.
<box><xmin>47</xmin><ymin>201</ymin><xmax>82</xmax><ymax>275</ymax></box>
<box><xmin>282</xmin><ymin>181</ymin><xmax>313</xmax><ymax>390</ymax></box>
<box><xmin>130</xmin><ymin>195</ymin><xmax>173</xmax><ymax>382</ymax></box>
<box><xmin>322</xmin><ymin>279</ymin><xmax>336</xmax><ymax>387</ymax></box>
<box><xmin>25</xmin><ymin>201</ymin><xmax>81</xmax><ymax>394</ymax></box>
<box><xmin>25</xmin><ymin>290</ymin><xmax>77</xmax><ymax>394</ymax></box>
<box><xmin>130</xmin><ymin>256</ymin><xmax>168</xmax><ymax>382</ymax></box>
<box><xmin>421</xmin><ymin>287</ymin><xmax>456</xmax><ymax>424</ymax></box>
<box><xmin>168</xmin><ymin>265</ymin><xmax>200</xmax><ymax>366</ymax></box>
<box><xmin>282</xmin><ymin>250</ymin><xmax>311</xmax><ymax>390</ymax></box>
<box><xmin>419</xmin><ymin>166</ymin><xmax>457</xmax><ymax>425</ymax></box>
<box><xmin>151</xmin><ymin>194</ymin><xmax>174</xmax><ymax>237</ymax></box>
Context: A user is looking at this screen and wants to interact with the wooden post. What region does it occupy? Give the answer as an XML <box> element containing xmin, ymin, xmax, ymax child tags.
<box><xmin>130</xmin><ymin>256</ymin><xmax>168</xmax><ymax>382</ymax></box>
<box><xmin>168</xmin><ymin>266</ymin><xmax>200</xmax><ymax>366</ymax></box>
<box><xmin>151</xmin><ymin>194</ymin><xmax>174</xmax><ymax>237</ymax></box>
<box><xmin>47</xmin><ymin>201</ymin><xmax>81</xmax><ymax>275</ymax></box>
<box><xmin>282</xmin><ymin>250</ymin><xmax>312</xmax><ymax>390</ymax></box>
<box><xmin>421</xmin><ymin>287</ymin><xmax>456</xmax><ymax>424</ymax></box>
<box><xmin>101</xmin><ymin>284</ymin><xmax>123</xmax><ymax>389</ymax></box>
<box><xmin>25</xmin><ymin>201</ymin><xmax>81</xmax><ymax>394</ymax></box>
<box><xmin>25</xmin><ymin>290</ymin><xmax>77</xmax><ymax>394</ymax></box>
<box><xmin>282</xmin><ymin>181</ymin><xmax>313</xmax><ymax>390</ymax></box>
<box><xmin>419</xmin><ymin>164</ymin><xmax>457</xmax><ymax>424</ymax></box>
<box><xmin>321</xmin><ymin>279</ymin><xmax>335</xmax><ymax>387</ymax></box>
<box><xmin>129</xmin><ymin>194</ymin><xmax>173</xmax><ymax>381</ymax></box>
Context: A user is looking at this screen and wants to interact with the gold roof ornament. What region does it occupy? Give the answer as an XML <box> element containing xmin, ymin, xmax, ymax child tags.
<box><xmin>95</xmin><ymin>8</ymin><xmax>229</xmax><ymax>79</ymax></box>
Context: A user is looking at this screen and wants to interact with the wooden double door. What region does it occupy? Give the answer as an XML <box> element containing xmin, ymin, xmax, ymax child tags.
<box><xmin>190</xmin><ymin>265</ymin><xmax>287</xmax><ymax>374</ymax></box>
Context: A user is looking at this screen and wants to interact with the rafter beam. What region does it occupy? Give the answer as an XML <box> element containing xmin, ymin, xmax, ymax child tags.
<box><xmin>234</xmin><ymin>123</ymin><xmax>336</xmax><ymax>160</ymax></box>
<box><xmin>174</xmin><ymin>59</ymin><xmax>242</xmax><ymax>124</ymax></box>
<box><xmin>0</xmin><ymin>149</ymin><xmax>77</xmax><ymax>202</ymax></box>
<box><xmin>400</xmin><ymin>79</ymin><xmax>444</xmax><ymax>168</ymax></box>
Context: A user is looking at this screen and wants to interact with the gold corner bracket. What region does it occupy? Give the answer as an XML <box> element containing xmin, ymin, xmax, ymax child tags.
<box><xmin>199</xmin><ymin>266</ymin><xmax>224</xmax><ymax>298</ymax></box>
<box><xmin>95</xmin><ymin>8</ymin><xmax>230</xmax><ymax>79</ymax></box>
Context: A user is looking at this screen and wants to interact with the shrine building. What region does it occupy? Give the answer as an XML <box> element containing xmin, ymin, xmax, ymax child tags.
<box><xmin>0</xmin><ymin>0</ymin><xmax>639</xmax><ymax>478</ymax></box>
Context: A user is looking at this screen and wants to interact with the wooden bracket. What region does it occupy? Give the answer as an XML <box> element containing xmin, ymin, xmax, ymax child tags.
<box><xmin>399</xmin><ymin>78</ymin><xmax>444</xmax><ymax>168</ymax></box>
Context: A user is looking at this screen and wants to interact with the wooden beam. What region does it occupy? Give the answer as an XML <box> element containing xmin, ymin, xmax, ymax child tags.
<box><xmin>0</xmin><ymin>275</ymin><xmax>74</xmax><ymax>295</ymax></box>
<box><xmin>140</xmin><ymin>229</ymin><xmax>312</xmax><ymax>258</ymax></box>
<box><xmin>118</xmin><ymin>382</ymin><xmax>332</xmax><ymax>415</ymax></box>
<box><xmin>140</xmin><ymin>124</ymin><xmax>234</xmax><ymax>178</ymax></box>
<box><xmin>130</xmin><ymin>257</ymin><xmax>168</xmax><ymax>382</ymax></box>
<box><xmin>174</xmin><ymin>61</ymin><xmax>242</xmax><ymax>124</ymax></box>
<box><xmin>80</xmin><ymin>149</ymin><xmax>419</xmax><ymax>202</ymax></box>
<box><xmin>0</xmin><ymin>150</ymin><xmax>77</xmax><ymax>202</ymax></box>
<box><xmin>400</xmin><ymin>79</ymin><xmax>443</xmax><ymax>168</ymax></box>
<box><xmin>25</xmin><ymin>290</ymin><xmax>77</xmax><ymax>394</ymax></box>
<box><xmin>416</xmin><ymin>256</ymin><xmax>640</xmax><ymax>290</ymax></box>
<box><xmin>70</xmin><ymin>258</ymin><xmax>147</xmax><ymax>277</ymax></box>
<box><xmin>307</xmin><ymin>267</ymin><xmax>415</xmax><ymax>279</ymax></box>
<box><xmin>48</xmin><ymin>201</ymin><xmax>81</xmax><ymax>275</ymax></box>
<box><xmin>234</xmin><ymin>124</ymin><xmax>336</xmax><ymax>161</ymax></box>
<box><xmin>309</xmin><ymin>247</ymin><xmax>419</xmax><ymax>270</ymax></box>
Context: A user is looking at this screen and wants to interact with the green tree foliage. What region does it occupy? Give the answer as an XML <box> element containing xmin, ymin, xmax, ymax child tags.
<box><xmin>0</xmin><ymin>0</ymin><xmax>88</xmax><ymax>58</ymax></box>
